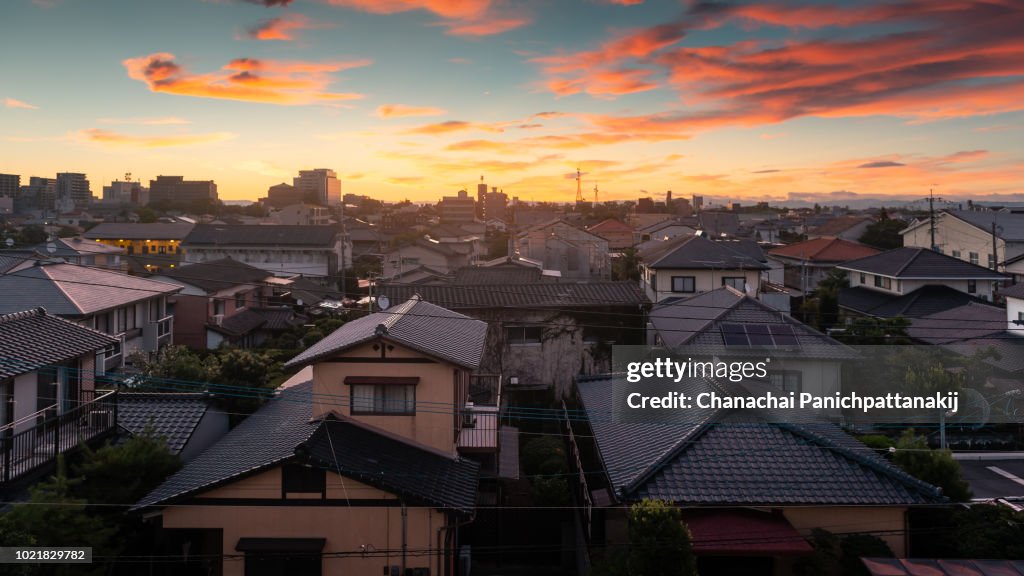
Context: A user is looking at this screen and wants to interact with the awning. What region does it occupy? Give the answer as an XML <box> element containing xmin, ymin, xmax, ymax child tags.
<box><xmin>683</xmin><ymin>509</ymin><xmax>814</xmax><ymax>556</ymax></box>
<box><xmin>862</xmin><ymin>558</ymin><xmax>1024</xmax><ymax>576</ymax></box>
<box><xmin>235</xmin><ymin>538</ymin><xmax>326</xmax><ymax>553</ymax></box>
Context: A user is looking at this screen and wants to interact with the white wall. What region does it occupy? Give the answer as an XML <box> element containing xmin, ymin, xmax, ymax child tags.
<box><xmin>642</xmin><ymin>266</ymin><xmax>762</xmax><ymax>302</ymax></box>
<box><xmin>1008</xmin><ymin>296</ymin><xmax>1024</xmax><ymax>333</ymax></box>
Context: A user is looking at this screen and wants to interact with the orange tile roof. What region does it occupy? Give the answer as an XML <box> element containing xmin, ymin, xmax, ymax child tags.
<box><xmin>768</xmin><ymin>237</ymin><xmax>880</xmax><ymax>262</ymax></box>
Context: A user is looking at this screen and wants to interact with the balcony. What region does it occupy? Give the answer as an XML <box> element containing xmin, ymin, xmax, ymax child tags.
<box><xmin>0</xmin><ymin>390</ymin><xmax>118</xmax><ymax>488</ymax></box>
<box><xmin>143</xmin><ymin>315</ymin><xmax>174</xmax><ymax>351</ymax></box>
<box><xmin>458</xmin><ymin>374</ymin><xmax>502</xmax><ymax>454</ymax></box>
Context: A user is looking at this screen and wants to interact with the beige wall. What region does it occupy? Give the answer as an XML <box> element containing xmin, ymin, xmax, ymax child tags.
<box><xmin>783</xmin><ymin>506</ymin><xmax>907</xmax><ymax>557</ymax></box>
<box><xmin>169</xmin><ymin>466</ymin><xmax>450</xmax><ymax>576</ymax></box>
<box><xmin>311</xmin><ymin>341</ymin><xmax>464</xmax><ymax>456</ymax></box>
<box><xmin>643</xmin><ymin>266</ymin><xmax>762</xmax><ymax>302</ymax></box>
<box><xmin>902</xmin><ymin>213</ymin><xmax>1024</xmax><ymax>267</ymax></box>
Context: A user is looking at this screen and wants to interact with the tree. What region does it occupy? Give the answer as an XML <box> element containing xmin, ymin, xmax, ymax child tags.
<box><xmin>133</xmin><ymin>345</ymin><xmax>218</xmax><ymax>388</ymax></box>
<box><xmin>136</xmin><ymin>207</ymin><xmax>158</xmax><ymax>223</ymax></box>
<box><xmin>73</xmin><ymin>427</ymin><xmax>182</xmax><ymax>506</ymax></box>
<box><xmin>612</xmin><ymin>248</ymin><xmax>641</xmax><ymax>282</ymax></box>
<box><xmin>814</xmin><ymin>269</ymin><xmax>849</xmax><ymax>330</ymax></box>
<box><xmin>859</xmin><ymin>218</ymin><xmax>906</xmax><ymax>250</ymax></box>
<box><xmin>627</xmin><ymin>499</ymin><xmax>698</xmax><ymax>576</ymax></box>
<box><xmin>15</xmin><ymin>225</ymin><xmax>47</xmax><ymax>245</ymax></box>
<box><xmin>892</xmin><ymin>429</ymin><xmax>972</xmax><ymax>502</ymax></box>
<box><xmin>214</xmin><ymin>347</ymin><xmax>277</xmax><ymax>416</ymax></box>
<box><xmin>833</xmin><ymin>316</ymin><xmax>911</xmax><ymax>345</ymax></box>
<box><xmin>953</xmin><ymin>504</ymin><xmax>1024</xmax><ymax>559</ymax></box>
<box><xmin>487</xmin><ymin>230</ymin><xmax>509</xmax><ymax>259</ymax></box>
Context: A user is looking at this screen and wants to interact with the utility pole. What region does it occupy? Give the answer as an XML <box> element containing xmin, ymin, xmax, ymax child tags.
<box><xmin>992</xmin><ymin>220</ymin><xmax>1000</xmax><ymax>271</ymax></box>
<box><xmin>927</xmin><ymin>187</ymin><xmax>943</xmax><ymax>251</ymax></box>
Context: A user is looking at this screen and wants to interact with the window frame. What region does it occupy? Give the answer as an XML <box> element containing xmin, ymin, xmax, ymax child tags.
<box><xmin>967</xmin><ymin>279</ymin><xmax>977</xmax><ymax>294</ymax></box>
<box><xmin>347</xmin><ymin>377</ymin><xmax>419</xmax><ymax>416</ymax></box>
<box><xmin>506</xmin><ymin>325</ymin><xmax>543</xmax><ymax>346</ymax></box>
<box><xmin>721</xmin><ymin>276</ymin><xmax>746</xmax><ymax>291</ymax></box>
<box><xmin>670</xmin><ymin>275</ymin><xmax>696</xmax><ymax>293</ymax></box>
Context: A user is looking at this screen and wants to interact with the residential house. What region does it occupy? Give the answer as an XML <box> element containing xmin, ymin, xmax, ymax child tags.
<box><xmin>698</xmin><ymin>211</ymin><xmax>741</xmax><ymax>237</ymax></box>
<box><xmin>638</xmin><ymin>233</ymin><xmax>768</xmax><ymax>303</ymax></box>
<box><xmin>149</xmin><ymin>258</ymin><xmax>283</xmax><ymax>349</ymax></box>
<box><xmin>807</xmin><ymin>215</ymin><xmax>874</xmax><ymax>241</ymax></box>
<box><xmin>0</xmin><ymin>308</ymin><xmax>120</xmax><ymax>492</ymax></box>
<box><xmin>382</xmin><ymin>237</ymin><xmax>474</xmax><ymax>278</ymax></box>
<box><xmin>570</xmin><ymin>373</ymin><xmax>945</xmax><ymax>574</ymax></box>
<box><xmin>182</xmin><ymin>224</ymin><xmax>350</xmax><ymax>281</ymax></box>
<box><xmin>84</xmin><ymin>222</ymin><xmax>194</xmax><ymax>269</ymax></box>
<box><xmin>0</xmin><ymin>261</ymin><xmax>181</xmax><ymax>371</ymax></box>
<box><xmin>271</xmin><ymin>203</ymin><xmax>330</xmax><ymax>226</ymax></box>
<box><xmin>27</xmin><ymin>236</ymin><xmax>125</xmax><ymax>270</ymax></box>
<box><xmin>902</xmin><ymin>210</ymin><xmax>1024</xmax><ymax>269</ymax></box>
<box><xmin>205</xmin><ymin>307</ymin><xmax>308</xmax><ymax>349</ymax></box>
<box><xmin>587</xmin><ymin>218</ymin><xmax>635</xmax><ymax>250</ymax></box>
<box><xmin>648</xmin><ymin>286</ymin><xmax>858</xmax><ymax>403</ymax></box>
<box><xmin>1003</xmin><ymin>252</ymin><xmax>1024</xmax><ymax>284</ymax></box>
<box><xmin>135</xmin><ymin>296</ymin><xmax>487</xmax><ymax>576</ymax></box>
<box><xmin>118</xmin><ymin>393</ymin><xmax>229</xmax><ymax>462</ymax></box>
<box><xmin>837</xmin><ymin>247</ymin><xmax>1008</xmax><ymax>318</ymax></box>
<box><xmin>767</xmin><ymin>237</ymin><xmax>880</xmax><ymax>293</ymax></box>
<box><xmin>378</xmin><ymin>266</ymin><xmax>648</xmax><ymax>397</ymax></box>
<box><xmin>517</xmin><ymin>219</ymin><xmax>611</xmax><ymax>279</ymax></box>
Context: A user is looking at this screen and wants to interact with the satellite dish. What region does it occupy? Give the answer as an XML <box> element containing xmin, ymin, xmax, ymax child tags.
<box><xmin>4</xmin><ymin>238</ymin><xmax>13</xmax><ymax>248</ymax></box>
<box><xmin>296</xmin><ymin>298</ymin><xmax>304</xmax><ymax>307</ymax></box>
<box><xmin>46</xmin><ymin>241</ymin><xmax>57</xmax><ymax>254</ymax></box>
<box><xmin>950</xmin><ymin>387</ymin><xmax>990</xmax><ymax>431</ymax></box>
<box><xmin>377</xmin><ymin>295</ymin><xmax>390</xmax><ymax>310</ymax></box>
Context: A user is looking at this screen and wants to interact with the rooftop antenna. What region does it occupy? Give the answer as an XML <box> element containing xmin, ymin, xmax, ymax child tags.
<box><xmin>594</xmin><ymin>183</ymin><xmax>599</xmax><ymax>204</ymax></box>
<box><xmin>575</xmin><ymin>168</ymin><xmax>584</xmax><ymax>203</ymax></box>
<box><xmin>124</xmin><ymin>171</ymin><xmax>131</xmax><ymax>182</ymax></box>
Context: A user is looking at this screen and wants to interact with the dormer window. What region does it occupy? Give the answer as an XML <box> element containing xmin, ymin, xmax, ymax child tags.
<box><xmin>346</xmin><ymin>376</ymin><xmax>418</xmax><ymax>415</ymax></box>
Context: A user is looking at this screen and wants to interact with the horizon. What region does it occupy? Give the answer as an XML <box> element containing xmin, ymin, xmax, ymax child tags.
<box><xmin>2</xmin><ymin>0</ymin><xmax>1023</xmax><ymax>204</ymax></box>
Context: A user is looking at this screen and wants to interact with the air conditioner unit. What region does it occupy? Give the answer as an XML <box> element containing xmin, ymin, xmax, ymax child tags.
<box><xmin>211</xmin><ymin>314</ymin><xmax>224</xmax><ymax>326</ymax></box>
<box><xmin>462</xmin><ymin>402</ymin><xmax>476</xmax><ymax>428</ymax></box>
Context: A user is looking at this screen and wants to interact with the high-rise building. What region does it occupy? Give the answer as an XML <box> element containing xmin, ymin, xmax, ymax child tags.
<box><xmin>476</xmin><ymin>176</ymin><xmax>487</xmax><ymax>219</ymax></box>
<box><xmin>103</xmin><ymin>180</ymin><xmax>147</xmax><ymax>205</ymax></box>
<box><xmin>692</xmin><ymin>195</ymin><xmax>704</xmax><ymax>213</ymax></box>
<box><xmin>149</xmin><ymin>175</ymin><xmax>218</xmax><ymax>205</ymax></box>
<box><xmin>56</xmin><ymin>172</ymin><xmax>91</xmax><ymax>207</ymax></box>
<box><xmin>265</xmin><ymin>183</ymin><xmax>305</xmax><ymax>209</ymax></box>
<box><xmin>0</xmin><ymin>173</ymin><xmax>19</xmax><ymax>198</ymax></box>
<box><xmin>18</xmin><ymin>177</ymin><xmax>56</xmax><ymax>211</ymax></box>
<box><xmin>439</xmin><ymin>189</ymin><xmax>476</xmax><ymax>224</ymax></box>
<box><xmin>484</xmin><ymin>186</ymin><xmax>508</xmax><ymax>222</ymax></box>
<box><xmin>293</xmin><ymin>169</ymin><xmax>341</xmax><ymax>206</ymax></box>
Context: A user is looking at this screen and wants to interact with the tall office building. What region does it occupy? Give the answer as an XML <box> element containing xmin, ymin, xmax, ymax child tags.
<box><xmin>476</xmin><ymin>176</ymin><xmax>487</xmax><ymax>219</ymax></box>
<box><xmin>149</xmin><ymin>175</ymin><xmax>218</xmax><ymax>205</ymax></box>
<box><xmin>103</xmin><ymin>180</ymin><xmax>147</xmax><ymax>205</ymax></box>
<box><xmin>18</xmin><ymin>177</ymin><xmax>56</xmax><ymax>211</ymax></box>
<box><xmin>56</xmin><ymin>172</ymin><xmax>91</xmax><ymax>207</ymax></box>
<box><xmin>293</xmin><ymin>169</ymin><xmax>341</xmax><ymax>207</ymax></box>
<box><xmin>0</xmin><ymin>173</ymin><xmax>19</xmax><ymax>198</ymax></box>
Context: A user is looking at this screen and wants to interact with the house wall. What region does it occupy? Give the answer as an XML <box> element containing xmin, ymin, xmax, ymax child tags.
<box><xmin>642</xmin><ymin>266</ymin><xmax>762</xmax><ymax>303</ymax></box>
<box><xmin>518</xmin><ymin>223</ymin><xmax>611</xmax><ymax>279</ymax></box>
<box><xmin>183</xmin><ymin>242</ymin><xmax>346</xmax><ymax>279</ymax></box>
<box><xmin>383</xmin><ymin>245</ymin><xmax>456</xmax><ymax>277</ymax></box>
<box><xmin>1007</xmin><ymin>296</ymin><xmax>1024</xmax><ymax>333</ymax></box>
<box><xmin>165</xmin><ymin>466</ymin><xmax>449</xmax><ymax>576</ymax></box>
<box><xmin>12</xmin><ymin>372</ymin><xmax>36</xmax><ymax>434</ymax></box>
<box><xmin>594</xmin><ymin>229</ymin><xmax>634</xmax><ymax>250</ymax></box>
<box><xmin>783</xmin><ymin>506</ymin><xmax>908</xmax><ymax>556</ymax></box>
<box><xmin>311</xmin><ymin>341</ymin><xmax>464</xmax><ymax>456</ymax></box>
<box><xmin>168</xmin><ymin>293</ymin><xmax>208</xmax><ymax>350</ymax></box>
<box><xmin>847</xmin><ymin>271</ymin><xmax>997</xmax><ymax>301</ymax></box>
<box><xmin>902</xmin><ymin>213</ymin><xmax>1024</xmax><ymax>267</ymax></box>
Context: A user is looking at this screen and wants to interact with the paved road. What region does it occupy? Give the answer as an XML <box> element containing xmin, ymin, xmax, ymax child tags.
<box><xmin>953</xmin><ymin>454</ymin><xmax>1024</xmax><ymax>499</ymax></box>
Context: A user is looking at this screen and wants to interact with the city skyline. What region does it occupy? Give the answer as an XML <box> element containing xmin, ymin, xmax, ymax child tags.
<box><xmin>2</xmin><ymin>0</ymin><xmax>1023</xmax><ymax>203</ymax></box>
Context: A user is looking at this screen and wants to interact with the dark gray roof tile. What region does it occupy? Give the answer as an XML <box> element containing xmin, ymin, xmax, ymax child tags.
<box><xmin>118</xmin><ymin>393</ymin><xmax>212</xmax><ymax>454</ymax></box>
<box><xmin>839</xmin><ymin>247</ymin><xmax>1006</xmax><ymax>279</ymax></box>
<box><xmin>0</xmin><ymin>308</ymin><xmax>119</xmax><ymax>379</ymax></box>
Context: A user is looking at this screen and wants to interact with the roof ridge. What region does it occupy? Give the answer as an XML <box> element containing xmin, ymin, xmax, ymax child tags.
<box><xmin>0</xmin><ymin>307</ymin><xmax>46</xmax><ymax>324</ymax></box>
<box><xmin>42</xmin><ymin>264</ymin><xmax>84</xmax><ymax>314</ymax></box>
<box><xmin>380</xmin><ymin>295</ymin><xmax>420</xmax><ymax>330</ymax></box>
<box><xmin>895</xmin><ymin>247</ymin><xmax>925</xmax><ymax>276</ymax></box>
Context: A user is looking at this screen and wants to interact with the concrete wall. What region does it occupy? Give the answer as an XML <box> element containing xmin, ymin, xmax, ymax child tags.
<box><xmin>166</xmin><ymin>466</ymin><xmax>451</xmax><ymax>576</ymax></box>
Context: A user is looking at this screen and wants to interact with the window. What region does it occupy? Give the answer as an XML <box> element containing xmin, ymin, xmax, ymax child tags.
<box><xmin>116</xmin><ymin>308</ymin><xmax>127</xmax><ymax>333</ymax></box>
<box><xmin>351</xmin><ymin>383</ymin><xmax>416</xmax><ymax>415</ymax></box>
<box><xmin>213</xmin><ymin>300</ymin><xmax>225</xmax><ymax>316</ymax></box>
<box><xmin>507</xmin><ymin>325</ymin><xmax>543</xmax><ymax>345</ymax></box>
<box><xmin>671</xmin><ymin>276</ymin><xmax>695</xmax><ymax>293</ymax></box>
<box><xmin>149</xmin><ymin>245</ymin><xmax>157</xmax><ymax>254</ymax></box>
<box><xmin>989</xmin><ymin>254</ymin><xmax>995</xmax><ymax>269</ymax></box>
<box><xmin>969</xmin><ymin>252</ymin><xmax>979</xmax><ymax>265</ymax></box>
<box><xmin>768</xmin><ymin>371</ymin><xmax>802</xmax><ymax>393</ymax></box>
<box><xmin>400</xmin><ymin>257</ymin><xmax>420</xmax><ymax>266</ymax></box>
<box><xmin>859</xmin><ymin>273</ymin><xmax>866</xmax><ymax>284</ymax></box>
<box><xmin>235</xmin><ymin>292</ymin><xmax>247</xmax><ymax>309</ymax></box>
<box><xmin>282</xmin><ymin>463</ymin><xmax>325</xmax><ymax>495</ymax></box>
<box><xmin>952</xmin><ymin>250</ymin><xmax>961</xmax><ymax>259</ymax></box>
<box><xmin>158</xmin><ymin>245</ymin><xmax>166</xmax><ymax>254</ymax></box>
<box><xmin>722</xmin><ymin>277</ymin><xmax>746</xmax><ymax>290</ymax></box>
<box><xmin>967</xmin><ymin>279</ymin><xmax>977</xmax><ymax>294</ymax></box>
<box><xmin>874</xmin><ymin>275</ymin><xmax>892</xmax><ymax>289</ymax></box>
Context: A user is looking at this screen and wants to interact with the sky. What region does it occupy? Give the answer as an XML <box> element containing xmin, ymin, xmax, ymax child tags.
<box><xmin>2</xmin><ymin>0</ymin><xmax>1023</xmax><ymax>205</ymax></box>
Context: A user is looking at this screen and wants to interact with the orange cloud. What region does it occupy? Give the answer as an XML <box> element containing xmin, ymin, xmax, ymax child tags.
<box><xmin>248</xmin><ymin>14</ymin><xmax>334</xmax><ymax>41</ymax></box>
<box><xmin>123</xmin><ymin>53</ymin><xmax>369</xmax><ymax>105</ymax></box>
<box><xmin>376</xmin><ymin>104</ymin><xmax>447</xmax><ymax>118</ymax></box>
<box><xmin>322</xmin><ymin>0</ymin><xmax>529</xmax><ymax>35</ymax></box>
<box><xmin>96</xmin><ymin>116</ymin><xmax>190</xmax><ymax>125</ymax></box>
<box><xmin>4</xmin><ymin>97</ymin><xmax>38</xmax><ymax>109</ymax></box>
<box><xmin>406</xmin><ymin>120</ymin><xmax>505</xmax><ymax>134</ymax></box>
<box><xmin>80</xmin><ymin>128</ymin><xmax>236</xmax><ymax>148</ymax></box>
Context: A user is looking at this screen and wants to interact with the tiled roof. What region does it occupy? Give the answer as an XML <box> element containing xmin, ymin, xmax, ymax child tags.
<box><xmin>284</xmin><ymin>296</ymin><xmax>487</xmax><ymax>369</ymax></box>
<box><xmin>184</xmin><ymin>224</ymin><xmax>341</xmax><ymax>247</ymax></box>
<box><xmin>576</xmin><ymin>374</ymin><xmax>945</xmax><ymax>505</ymax></box>
<box><xmin>29</xmin><ymin>237</ymin><xmax>124</xmax><ymax>258</ymax></box>
<box><xmin>301</xmin><ymin>419</ymin><xmax>479</xmax><ymax>514</ymax></box>
<box><xmin>377</xmin><ymin>281</ymin><xmax>646</xmax><ymax>309</ymax></box>
<box><xmin>134</xmin><ymin>383</ymin><xmax>320</xmax><ymax>509</ymax></box>
<box><xmin>589</xmin><ymin>218</ymin><xmax>634</xmax><ymax>234</ymax></box>
<box><xmin>649</xmin><ymin>287</ymin><xmax>857</xmax><ymax>359</ymax></box>
<box><xmin>0</xmin><ymin>262</ymin><xmax>182</xmax><ymax>316</ymax></box>
<box><xmin>639</xmin><ymin>234</ymin><xmax>768</xmax><ymax>270</ymax></box>
<box><xmin>1000</xmin><ymin>283</ymin><xmax>1024</xmax><ymax>300</ymax></box>
<box><xmin>157</xmin><ymin>258</ymin><xmax>272</xmax><ymax>293</ymax></box>
<box><xmin>84</xmin><ymin>222</ymin><xmax>195</xmax><ymax>241</ymax></box>
<box><xmin>118</xmin><ymin>393</ymin><xmax>212</xmax><ymax>455</ymax></box>
<box><xmin>209</xmin><ymin>309</ymin><xmax>268</xmax><ymax>337</ymax></box>
<box><xmin>946</xmin><ymin>210</ymin><xmax>1024</xmax><ymax>242</ymax></box>
<box><xmin>0</xmin><ymin>307</ymin><xmax>119</xmax><ymax>379</ymax></box>
<box><xmin>839</xmin><ymin>285</ymin><xmax>988</xmax><ymax>318</ymax></box>
<box><xmin>907</xmin><ymin>302</ymin><xmax>1006</xmax><ymax>345</ymax></box>
<box><xmin>768</xmin><ymin>237</ymin><xmax>880</xmax><ymax>262</ymax></box>
<box><xmin>453</xmin><ymin>265</ymin><xmax>550</xmax><ymax>285</ymax></box>
<box><xmin>838</xmin><ymin>247</ymin><xmax>1007</xmax><ymax>279</ymax></box>
<box><xmin>808</xmin><ymin>215</ymin><xmax>873</xmax><ymax>237</ymax></box>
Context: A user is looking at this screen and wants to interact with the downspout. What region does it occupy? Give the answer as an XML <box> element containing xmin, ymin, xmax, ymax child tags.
<box><xmin>402</xmin><ymin>501</ymin><xmax>408</xmax><ymax>575</ymax></box>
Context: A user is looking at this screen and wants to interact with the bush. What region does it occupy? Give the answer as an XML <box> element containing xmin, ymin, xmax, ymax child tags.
<box><xmin>892</xmin><ymin>429</ymin><xmax>972</xmax><ymax>502</ymax></box>
<box><xmin>521</xmin><ymin>436</ymin><xmax>568</xmax><ymax>476</ymax></box>
<box><xmin>627</xmin><ymin>499</ymin><xmax>698</xmax><ymax>576</ymax></box>
<box><xmin>858</xmin><ymin>435</ymin><xmax>894</xmax><ymax>453</ymax></box>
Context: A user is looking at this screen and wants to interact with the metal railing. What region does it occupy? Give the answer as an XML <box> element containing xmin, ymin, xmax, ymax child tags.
<box><xmin>0</xmin><ymin>390</ymin><xmax>118</xmax><ymax>485</ymax></box>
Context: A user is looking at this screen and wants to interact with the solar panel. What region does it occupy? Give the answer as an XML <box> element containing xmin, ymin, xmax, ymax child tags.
<box><xmin>746</xmin><ymin>324</ymin><xmax>774</xmax><ymax>346</ymax></box>
<box><xmin>769</xmin><ymin>324</ymin><xmax>799</xmax><ymax>346</ymax></box>
<box><xmin>721</xmin><ymin>323</ymin><xmax>748</xmax><ymax>346</ymax></box>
